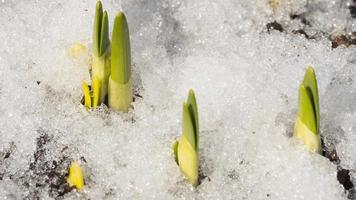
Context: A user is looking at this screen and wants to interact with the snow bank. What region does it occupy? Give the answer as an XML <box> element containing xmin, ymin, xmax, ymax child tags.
<box><xmin>0</xmin><ymin>0</ymin><xmax>355</xmax><ymax>199</ymax></box>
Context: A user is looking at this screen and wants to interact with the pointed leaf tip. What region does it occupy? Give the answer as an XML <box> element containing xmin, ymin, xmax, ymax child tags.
<box><xmin>93</xmin><ymin>1</ymin><xmax>110</xmax><ymax>57</ymax></box>
<box><xmin>111</xmin><ymin>11</ymin><xmax>131</xmax><ymax>84</ymax></box>
<box><xmin>188</xmin><ymin>89</ymin><xmax>195</xmax><ymax>98</ymax></box>
<box><xmin>93</xmin><ymin>1</ymin><xmax>103</xmax><ymax>56</ymax></box>
<box><xmin>96</xmin><ymin>1</ymin><xmax>102</xmax><ymax>11</ymax></box>
<box><xmin>187</xmin><ymin>89</ymin><xmax>199</xmax><ymax>150</ymax></box>
<box><xmin>116</xmin><ymin>11</ymin><xmax>125</xmax><ymax>20</ymax></box>
<box><xmin>99</xmin><ymin>11</ymin><xmax>110</xmax><ymax>56</ymax></box>
<box><xmin>307</xmin><ymin>66</ymin><xmax>315</xmax><ymax>73</ymax></box>
<box><xmin>302</xmin><ymin>66</ymin><xmax>319</xmax><ymax>132</ymax></box>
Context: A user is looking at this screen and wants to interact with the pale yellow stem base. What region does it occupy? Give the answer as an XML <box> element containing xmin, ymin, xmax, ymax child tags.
<box><xmin>294</xmin><ymin>117</ymin><xmax>321</xmax><ymax>154</ymax></box>
<box><xmin>108</xmin><ymin>77</ymin><xmax>132</xmax><ymax>113</ymax></box>
<box><xmin>177</xmin><ymin>136</ymin><xmax>199</xmax><ymax>187</ymax></box>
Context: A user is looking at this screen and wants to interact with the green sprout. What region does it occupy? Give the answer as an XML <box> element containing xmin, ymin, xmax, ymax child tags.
<box><xmin>173</xmin><ymin>90</ymin><xmax>199</xmax><ymax>186</ymax></box>
<box><xmin>294</xmin><ymin>66</ymin><xmax>321</xmax><ymax>153</ymax></box>
<box><xmin>108</xmin><ymin>12</ymin><xmax>133</xmax><ymax>112</ymax></box>
<box><xmin>81</xmin><ymin>1</ymin><xmax>133</xmax><ymax>112</ymax></box>
<box><xmin>91</xmin><ymin>0</ymin><xmax>110</xmax><ymax>107</ymax></box>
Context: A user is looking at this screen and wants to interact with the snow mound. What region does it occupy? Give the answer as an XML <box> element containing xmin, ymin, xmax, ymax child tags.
<box><xmin>0</xmin><ymin>0</ymin><xmax>355</xmax><ymax>199</ymax></box>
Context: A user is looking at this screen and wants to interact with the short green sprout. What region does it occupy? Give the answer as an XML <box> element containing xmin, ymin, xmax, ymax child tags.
<box><xmin>294</xmin><ymin>66</ymin><xmax>321</xmax><ymax>153</ymax></box>
<box><xmin>173</xmin><ymin>90</ymin><xmax>199</xmax><ymax>186</ymax></box>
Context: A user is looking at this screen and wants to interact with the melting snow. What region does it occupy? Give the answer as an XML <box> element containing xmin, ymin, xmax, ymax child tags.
<box><xmin>0</xmin><ymin>0</ymin><xmax>355</xmax><ymax>199</ymax></box>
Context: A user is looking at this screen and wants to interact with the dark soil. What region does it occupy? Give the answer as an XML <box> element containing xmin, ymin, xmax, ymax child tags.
<box><xmin>17</xmin><ymin>129</ymin><xmax>73</xmax><ymax>199</ymax></box>
<box><xmin>266</xmin><ymin>21</ymin><xmax>284</xmax><ymax>33</ymax></box>
<box><xmin>321</xmin><ymin>138</ymin><xmax>355</xmax><ymax>199</ymax></box>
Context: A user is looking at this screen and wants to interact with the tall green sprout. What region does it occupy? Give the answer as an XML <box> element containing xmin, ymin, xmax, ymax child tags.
<box><xmin>91</xmin><ymin>1</ymin><xmax>110</xmax><ymax>107</ymax></box>
<box><xmin>108</xmin><ymin>12</ymin><xmax>132</xmax><ymax>112</ymax></box>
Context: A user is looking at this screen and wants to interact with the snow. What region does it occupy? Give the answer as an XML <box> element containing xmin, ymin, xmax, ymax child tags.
<box><xmin>0</xmin><ymin>0</ymin><xmax>356</xmax><ymax>199</ymax></box>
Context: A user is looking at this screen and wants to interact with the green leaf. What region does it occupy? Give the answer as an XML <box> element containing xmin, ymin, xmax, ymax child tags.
<box><xmin>187</xmin><ymin>89</ymin><xmax>199</xmax><ymax>150</ymax></box>
<box><xmin>111</xmin><ymin>12</ymin><xmax>131</xmax><ymax>84</ymax></box>
<box><xmin>92</xmin><ymin>1</ymin><xmax>109</xmax><ymax>57</ymax></box>
<box><xmin>302</xmin><ymin>66</ymin><xmax>319</xmax><ymax>132</ymax></box>
<box><xmin>182</xmin><ymin>102</ymin><xmax>196</xmax><ymax>150</ymax></box>
<box><xmin>93</xmin><ymin>1</ymin><xmax>103</xmax><ymax>56</ymax></box>
<box><xmin>298</xmin><ymin>84</ymin><xmax>317</xmax><ymax>134</ymax></box>
<box><xmin>173</xmin><ymin>141</ymin><xmax>179</xmax><ymax>165</ymax></box>
<box><xmin>99</xmin><ymin>11</ymin><xmax>110</xmax><ymax>56</ymax></box>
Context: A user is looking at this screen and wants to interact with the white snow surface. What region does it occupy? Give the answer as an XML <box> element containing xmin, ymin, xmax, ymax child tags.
<box><xmin>0</xmin><ymin>0</ymin><xmax>356</xmax><ymax>199</ymax></box>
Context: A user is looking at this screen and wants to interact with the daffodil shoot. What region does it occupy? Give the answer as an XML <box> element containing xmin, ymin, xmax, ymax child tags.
<box><xmin>82</xmin><ymin>1</ymin><xmax>133</xmax><ymax>112</ymax></box>
<box><xmin>294</xmin><ymin>67</ymin><xmax>321</xmax><ymax>153</ymax></box>
<box><xmin>108</xmin><ymin>12</ymin><xmax>133</xmax><ymax>112</ymax></box>
<box><xmin>173</xmin><ymin>90</ymin><xmax>199</xmax><ymax>186</ymax></box>
<box><xmin>92</xmin><ymin>1</ymin><xmax>110</xmax><ymax>106</ymax></box>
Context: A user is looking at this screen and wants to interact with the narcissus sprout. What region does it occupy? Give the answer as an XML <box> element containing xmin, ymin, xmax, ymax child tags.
<box><xmin>67</xmin><ymin>161</ymin><xmax>84</xmax><ymax>190</ymax></box>
<box><xmin>81</xmin><ymin>1</ymin><xmax>133</xmax><ymax>113</ymax></box>
<box><xmin>173</xmin><ymin>90</ymin><xmax>199</xmax><ymax>186</ymax></box>
<box><xmin>91</xmin><ymin>1</ymin><xmax>110</xmax><ymax>107</ymax></box>
<box><xmin>108</xmin><ymin>12</ymin><xmax>133</xmax><ymax>112</ymax></box>
<box><xmin>294</xmin><ymin>66</ymin><xmax>321</xmax><ymax>153</ymax></box>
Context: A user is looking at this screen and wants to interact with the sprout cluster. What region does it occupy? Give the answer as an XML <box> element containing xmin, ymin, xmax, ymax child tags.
<box><xmin>82</xmin><ymin>1</ymin><xmax>132</xmax><ymax>113</ymax></box>
<box><xmin>75</xmin><ymin>1</ymin><xmax>326</xmax><ymax>189</ymax></box>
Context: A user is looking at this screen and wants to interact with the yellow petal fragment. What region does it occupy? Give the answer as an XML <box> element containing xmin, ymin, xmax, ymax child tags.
<box><xmin>177</xmin><ymin>136</ymin><xmax>199</xmax><ymax>187</ymax></box>
<box><xmin>67</xmin><ymin>161</ymin><xmax>84</xmax><ymax>190</ymax></box>
<box><xmin>82</xmin><ymin>81</ymin><xmax>92</xmax><ymax>108</ymax></box>
<box><xmin>268</xmin><ymin>0</ymin><xmax>280</xmax><ymax>11</ymax></box>
<box><xmin>294</xmin><ymin>117</ymin><xmax>321</xmax><ymax>153</ymax></box>
<box><xmin>69</xmin><ymin>43</ymin><xmax>87</xmax><ymax>59</ymax></box>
